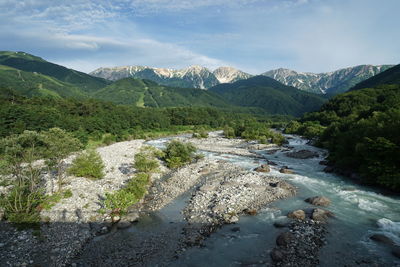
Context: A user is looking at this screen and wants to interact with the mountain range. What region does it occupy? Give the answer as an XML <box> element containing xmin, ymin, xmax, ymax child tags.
<box><xmin>91</xmin><ymin>64</ymin><xmax>392</xmax><ymax>95</ymax></box>
<box><xmin>262</xmin><ymin>65</ymin><xmax>394</xmax><ymax>95</ymax></box>
<box><xmin>90</xmin><ymin>65</ymin><xmax>252</xmax><ymax>89</ymax></box>
<box><xmin>0</xmin><ymin>50</ymin><xmax>397</xmax><ymax>117</ymax></box>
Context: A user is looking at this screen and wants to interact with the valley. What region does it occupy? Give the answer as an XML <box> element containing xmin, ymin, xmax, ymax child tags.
<box><xmin>0</xmin><ymin>50</ymin><xmax>399</xmax><ymax>267</ymax></box>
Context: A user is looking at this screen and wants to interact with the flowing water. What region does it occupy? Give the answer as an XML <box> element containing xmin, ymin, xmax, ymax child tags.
<box><xmin>146</xmin><ymin>135</ymin><xmax>400</xmax><ymax>266</ymax></box>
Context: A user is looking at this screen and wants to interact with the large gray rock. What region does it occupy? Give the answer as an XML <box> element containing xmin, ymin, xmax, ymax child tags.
<box><xmin>323</xmin><ymin>166</ymin><xmax>334</xmax><ymax>173</ymax></box>
<box><xmin>287</xmin><ymin>209</ymin><xmax>306</xmax><ymax>220</ymax></box>
<box><xmin>270</xmin><ymin>248</ymin><xmax>285</xmax><ymax>262</ymax></box>
<box><xmin>392</xmin><ymin>247</ymin><xmax>400</xmax><ymax>259</ymax></box>
<box><xmin>285</xmin><ymin>150</ymin><xmax>319</xmax><ymax>159</ymax></box>
<box><xmin>276</xmin><ymin>232</ymin><xmax>294</xmax><ymax>246</ymax></box>
<box><xmin>124</xmin><ymin>212</ymin><xmax>139</xmax><ymax>223</ymax></box>
<box><xmin>305</xmin><ymin>196</ymin><xmax>331</xmax><ymax>207</ymax></box>
<box><xmin>311</xmin><ymin>208</ymin><xmax>334</xmax><ymax>222</ymax></box>
<box><xmin>116</xmin><ymin>220</ymin><xmax>132</xmax><ymax>229</ymax></box>
<box><xmin>370</xmin><ymin>234</ymin><xmax>395</xmax><ymax>246</ymax></box>
<box><xmin>254</xmin><ymin>164</ymin><xmax>270</xmax><ymax>173</ymax></box>
<box><xmin>279</xmin><ymin>168</ymin><xmax>295</xmax><ymax>174</ymax></box>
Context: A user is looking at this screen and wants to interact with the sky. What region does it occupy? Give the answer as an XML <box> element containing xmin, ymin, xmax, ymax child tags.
<box><xmin>0</xmin><ymin>0</ymin><xmax>399</xmax><ymax>74</ymax></box>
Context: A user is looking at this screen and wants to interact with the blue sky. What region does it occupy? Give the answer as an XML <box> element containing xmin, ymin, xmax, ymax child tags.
<box><xmin>0</xmin><ymin>0</ymin><xmax>399</xmax><ymax>74</ymax></box>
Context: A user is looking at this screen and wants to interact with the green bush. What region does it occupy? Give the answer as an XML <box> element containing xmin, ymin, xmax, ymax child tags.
<box><xmin>102</xmin><ymin>133</ymin><xmax>116</xmax><ymax>146</ymax></box>
<box><xmin>163</xmin><ymin>140</ymin><xmax>196</xmax><ymax>169</ymax></box>
<box><xmin>223</xmin><ymin>126</ymin><xmax>236</xmax><ymax>139</ymax></box>
<box><xmin>103</xmin><ymin>173</ymin><xmax>150</xmax><ymax>217</ymax></box>
<box><xmin>68</xmin><ymin>150</ymin><xmax>105</xmax><ymax>180</ymax></box>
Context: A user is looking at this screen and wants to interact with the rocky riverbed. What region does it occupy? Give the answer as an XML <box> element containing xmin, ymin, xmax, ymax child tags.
<box><xmin>2</xmin><ymin>132</ymin><xmax>398</xmax><ymax>266</ymax></box>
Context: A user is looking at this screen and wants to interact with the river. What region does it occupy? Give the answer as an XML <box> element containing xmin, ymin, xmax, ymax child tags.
<box><xmin>146</xmin><ymin>134</ymin><xmax>400</xmax><ymax>266</ymax></box>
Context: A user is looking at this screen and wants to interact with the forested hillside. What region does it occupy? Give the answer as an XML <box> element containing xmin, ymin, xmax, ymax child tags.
<box><xmin>285</xmin><ymin>65</ymin><xmax>400</xmax><ymax>191</ymax></box>
<box><xmin>209</xmin><ymin>76</ymin><xmax>326</xmax><ymax>116</ymax></box>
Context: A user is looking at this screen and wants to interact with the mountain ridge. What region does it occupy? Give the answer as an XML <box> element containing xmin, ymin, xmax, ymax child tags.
<box><xmin>263</xmin><ymin>65</ymin><xmax>394</xmax><ymax>95</ymax></box>
<box><xmin>209</xmin><ymin>75</ymin><xmax>326</xmax><ymax>116</ymax></box>
<box><xmin>91</xmin><ymin>63</ymin><xmax>393</xmax><ymax>94</ymax></box>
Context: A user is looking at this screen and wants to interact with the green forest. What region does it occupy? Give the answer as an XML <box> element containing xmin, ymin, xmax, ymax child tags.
<box><xmin>286</xmin><ymin>83</ymin><xmax>400</xmax><ymax>191</ymax></box>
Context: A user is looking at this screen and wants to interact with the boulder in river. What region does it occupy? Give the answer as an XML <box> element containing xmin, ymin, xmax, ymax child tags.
<box><xmin>243</xmin><ymin>208</ymin><xmax>258</xmax><ymax>216</ymax></box>
<box><xmin>311</xmin><ymin>208</ymin><xmax>334</xmax><ymax>222</ymax></box>
<box><xmin>319</xmin><ymin>160</ymin><xmax>329</xmax><ymax>165</ymax></box>
<box><xmin>116</xmin><ymin>220</ymin><xmax>132</xmax><ymax>229</ymax></box>
<box><xmin>123</xmin><ymin>212</ymin><xmax>139</xmax><ymax>223</ymax></box>
<box><xmin>287</xmin><ymin>209</ymin><xmax>306</xmax><ymax>220</ymax></box>
<box><xmin>276</xmin><ymin>231</ymin><xmax>294</xmax><ymax>246</ymax></box>
<box><xmin>323</xmin><ymin>166</ymin><xmax>334</xmax><ymax>173</ymax></box>
<box><xmin>392</xmin><ymin>247</ymin><xmax>400</xmax><ymax>259</ymax></box>
<box><xmin>280</xmin><ymin>168</ymin><xmax>295</xmax><ymax>174</ymax></box>
<box><xmin>254</xmin><ymin>164</ymin><xmax>270</xmax><ymax>173</ymax></box>
<box><xmin>274</xmin><ymin>219</ymin><xmax>290</xmax><ymax>228</ymax></box>
<box><xmin>370</xmin><ymin>234</ymin><xmax>396</xmax><ymax>246</ymax></box>
<box><xmin>285</xmin><ymin>150</ymin><xmax>319</xmax><ymax>159</ymax></box>
<box><xmin>305</xmin><ymin>196</ymin><xmax>331</xmax><ymax>207</ymax></box>
<box><xmin>270</xmin><ymin>248</ymin><xmax>285</xmax><ymax>262</ymax></box>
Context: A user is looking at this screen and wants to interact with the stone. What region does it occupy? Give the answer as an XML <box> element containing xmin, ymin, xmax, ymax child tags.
<box><xmin>224</xmin><ymin>214</ymin><xmax>239</xmax><ymax>224</ymax></box>
<box><xmin>99</xmin><ymin>226</ymin><xmax>109</xmax><ymax>234</ymax></box>
<box><xmin>124</xmin><ymin>212</ymin><xmax>139</xmax><ymax>222</ymax></box>
<box><xmin>231</xmin><ymin>227</ymin><xmax>240</xmax><ymax>232</ymax></box>
<box><xmin>116</xmin><ymin>220</ymin><xmax>132</xmax><ymax>229</ymax></box>
<box><xmin>254</xmin><ymin>164</ymin><xmax>270</xmax><ymax>173</ymax></box>
<box><xmin>305</xmin><ymin>196</ymin><xmax>331</xmax><ymax>207</ymax></box>
<box><xmin>311</xmin><ymin>208</ymin><xmax>334</xmax><ymax>222</ymax></box>
<box><xmin>370</xmin><ymin>234</ymin><xmax>395</xmax><ymax>246</ymax></box>
<box><xmin>285</xmin><ymin>149</ymin><xmax>319</xmax><ymax>159</ymax></box>
<box><xmin>273</xmin><ymin>221</ymin><xmax>289</xmax><ymax>228</ymax></box>
<box><xmin>270</xmin><ymin>248</ymin><xmax>285</xmax><ymax>262</ymax></box>
<box><xmin>279</xmin><ymin>168</ymin><xmax>295</xmax><ymax>174</ymax></box>
<box><xmin>243</xmin><ymin>209</ymin><xmax>258</xmax><ymax>216</ymax></box>
<box><xmin>323</xmin><ymin>166</ymin><xmax>334</xmax><ymax>173</ymax></box>
<box><xmin>319</xmin><ymin>160</ymin><xmax>329</xmax><ymax>165</ymax></box>
<box><xmin>287</xmin><ymin>209</ymin><xmax>306</xmax><ymax>220</ymax></box>
<box><xmin>392</xmin><ymin>247</ymin><xmax>400</xmax><ymax>259</ymax></box>
<box><xmin>276</xmin><ymin>231</ymin><xmax>294</xmax><ymax>246</ymax></box>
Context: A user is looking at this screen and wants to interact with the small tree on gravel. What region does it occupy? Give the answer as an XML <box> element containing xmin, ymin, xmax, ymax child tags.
<box><xmin>0</xmin><ymin>131</ymin><xmax>45</xmax><ymax>223</ymax></box>
<box><xmin>163</xmin><ymin>140</ymin><xmax>197</xmax><ymax>169</ymax></box>
<box><xmin>42</xmin><ymin>128</ymin><xmax>82</xmax><ymax>192</ymax></box>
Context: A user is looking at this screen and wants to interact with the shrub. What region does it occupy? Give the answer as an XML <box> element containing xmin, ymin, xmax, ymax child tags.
<box><xmin>103</xmin><ymin>173</ymin><xmax>150</xmax><ymax>218</ymax></box>
<box><xmin>68</xmin><ymin>150</ymin><xmax>105</xmax><ymax>180</ymax></box>
<box><xmin>163</xmin><ymin>140</ymin><xmax>196</xmax><ymax>169</ymax></box>
<box><xmin>102</xmin><ymin>133</ymin><xmax>116</xmax><ymax>146</ymax></box>
<box><xmin>42</xmin><ymin>128</ymin><xmax>82</xmax><ymax>192</ymax></box>
<box><xmin>223</xmin><ymin>126</ymin><xmax>235</xmax><ymax>139</ymax></box>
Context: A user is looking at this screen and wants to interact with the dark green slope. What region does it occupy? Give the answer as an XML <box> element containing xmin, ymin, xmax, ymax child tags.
<box><xmin>0</xmin><ymin>65</ymin><xmax>86</xmax><ymax>98</ymax></box>
<box><xmin>292</xmin><ymin>68</ymin><xmax>400</xmax><ymax>191</ymax></box>
<box><xmin>209</xmin><ymin>75</ymin><xmax>326</xmax><ymax>116</ymax></box>
<box><xmin>93</xmin><ymin>78</ymin><xmax>230</xmax><ymax>108</ymax></box>
<box><xmin>0</xmin><ymin>51</ymin><xmax>110</xmax><ymax>93</ymax></box>
<box><xmin>350</xmin><ymin>64</ymin><xmax>400</xmax><ymax>91</ymax></box>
